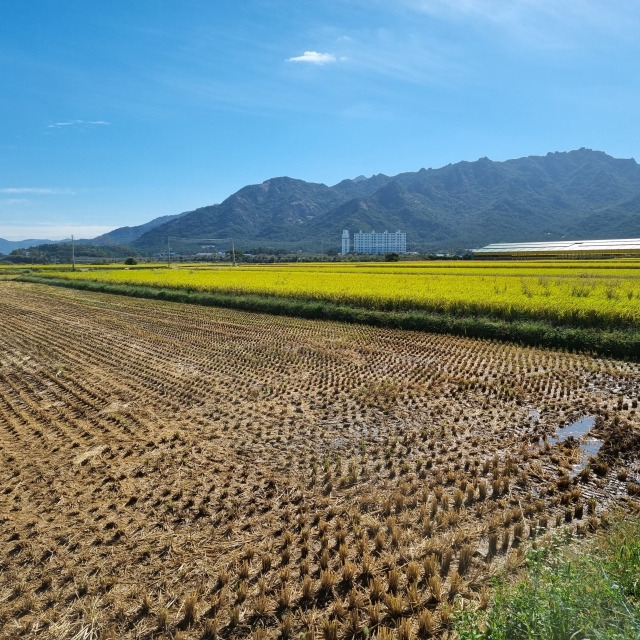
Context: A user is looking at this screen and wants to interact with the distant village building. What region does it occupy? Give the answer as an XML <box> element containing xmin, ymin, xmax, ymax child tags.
<box><xmin>341</xmin><ymin>230</ymin><xmax>406</xmax><ymax>255</ymax></box>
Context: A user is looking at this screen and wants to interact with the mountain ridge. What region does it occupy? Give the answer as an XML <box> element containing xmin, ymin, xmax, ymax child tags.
<box><xmin>5</xmin><ymin>149</ymin><xmax>640</xmax><ymax>256</ymax></box>
<box><xmin>133</xmin><ymin>148</ymin><xmax>640</xmax><ymax>253</ymax></box>
<box><xmin>83</xmin><ymin>212</ymin><xmax>188</xmax><ymax>246</ymax></box>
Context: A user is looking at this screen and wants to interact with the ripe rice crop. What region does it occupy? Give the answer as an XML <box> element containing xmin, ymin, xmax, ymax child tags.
<box><xmin>1</xmin><ymin>281</ymin><xmax>639</xmax><ymax>639</ymax></box>
<box><xmin>31</xmin><ymin>260</ymin><xmax>640</xmax><ymax>328</ymax></box>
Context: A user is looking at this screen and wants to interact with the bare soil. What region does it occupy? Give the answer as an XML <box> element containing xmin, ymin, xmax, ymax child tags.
<box><xmin>1</xmin><ymin>282</ymin><xmax>639</xmax><ymax>639</ymax></box>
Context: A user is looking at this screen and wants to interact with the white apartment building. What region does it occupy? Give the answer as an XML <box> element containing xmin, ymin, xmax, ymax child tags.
<box><xmin>342</xmin><ymin>230</ymin><xmax>406</xmax><ymax>255</ymax></box>
<box><xmin>341</xmin><ymin>230</ymin><xmax>351</xmax><ymax>255</ymax></box>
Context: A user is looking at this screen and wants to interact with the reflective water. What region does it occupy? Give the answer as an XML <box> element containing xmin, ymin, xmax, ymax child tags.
<box><xmin>548</xmin><ymin>415</ymin><xmax>596</xmax><ymax>445</ymax></box>
<box><xmin>545</xmin><ymin>416</ymin><xmax>602</xmax><ymax>476</ymax></box>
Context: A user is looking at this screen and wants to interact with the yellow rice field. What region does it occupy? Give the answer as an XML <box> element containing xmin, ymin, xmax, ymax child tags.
<box><xmin>36</xmin><ymin>260</ymin><xmax>640</xmax><ymax>327</ymax></box>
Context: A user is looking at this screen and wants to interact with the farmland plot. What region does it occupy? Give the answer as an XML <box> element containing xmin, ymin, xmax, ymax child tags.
<box><xmin>33</xmin><ymin>261</ymin><xmax>640</xmax><ymax>327</ymax></box>
<box><xmin>0</xmin><ymin>282</ymin><xmax>639</xmax><ymax>640</ymax></box>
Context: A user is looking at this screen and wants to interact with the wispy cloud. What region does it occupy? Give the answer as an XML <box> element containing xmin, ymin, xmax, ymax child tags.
<box><xmin>0</xmin><ymin>187</ymin><xmax>76</xmax><ymax>195</ymax></box>
<box><xmin>396</xmin><ymin>0</ymin><xmax>640</xmax><ymax>47</ymax></box>
<box><xmin>0</xmin><ymin>224</ymin><xmax>116</xmax><ymax>242</ymax></box>
<box><xmin>0</xmin><ymin>199</ymin><xmax>30</xmax><ymax>206</ymax></box>
<box><xmin>286</xmin><ymin>51</ymin><xmax>338</xmax><ymax>65</ymax></box>
<box><xmin>401</xmin><ymin>0</ymin><xmax>541</xmax><ymax>19</ymax></box>
<box><xmin>400</xmin><ymin>0</ymin><xmax>595</xmax><ymax>23</ymax></box>
<box><xmin>326</xmin><ymin>27</ymin><xmax>465</xmax><ymax>85</ymax></box>
<box><xmin>47</xmin><ymin>120</ymin><xmax>110</xmax><ymax>129</ymax></box>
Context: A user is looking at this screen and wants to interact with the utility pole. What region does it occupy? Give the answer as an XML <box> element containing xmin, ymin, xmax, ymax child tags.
<box><xmin>231</xmin><ymin>240</ymin><xmax>236</xmax><ymax>266</ymax></box>
<box><xmin>72</xmin><ymin>235</ymin><xmax>75</xmax><ymax>271</ymax></box>
<box><xmin>167</xmin><ymin>236</ymin><xmax>171</xmax><ymax>268</ymax></box>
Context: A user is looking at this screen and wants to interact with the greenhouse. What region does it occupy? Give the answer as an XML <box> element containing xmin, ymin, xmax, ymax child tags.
<box><xmin>474</xmin><ymin>238</ymin><xmax>640</xmax><ymax>260</ymax></box>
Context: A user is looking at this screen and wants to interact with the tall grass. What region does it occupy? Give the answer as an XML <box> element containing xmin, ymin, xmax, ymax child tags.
<box><xmin>455</xmin><ymin>518</ymin><xmax>640</xmax><ymax>640</ymax></box>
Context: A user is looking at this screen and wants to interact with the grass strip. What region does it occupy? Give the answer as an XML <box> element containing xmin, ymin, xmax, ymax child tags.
<box><xmin>18</xmin><ymin>275</ymin><xmax>640</xmax><ymax>360</ymax></box>
<box><xmin>455</xmin><ymin>517</ymin><xmax>640</xmax><ymax>640</ymax></box>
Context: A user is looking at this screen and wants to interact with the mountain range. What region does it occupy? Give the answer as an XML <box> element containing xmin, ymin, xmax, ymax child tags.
<box><xmin>130</xmin><ymin>148</ymin><xmax>640</xmax><ymax>253</ymax></box>
<box><xmin>3</xmin><ymin>148</ymin><xmax>640</xmax><ymax>255</ymax></box>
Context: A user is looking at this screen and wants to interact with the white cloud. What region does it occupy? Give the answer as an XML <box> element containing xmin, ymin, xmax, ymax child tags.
<box><xmin>47</xmin><ymin>120</ymin><xmax>110</xmax><ymax>128</ymax></box>
<box><xmin>286</xmin><ymin>51</ymin><xmax>337</xmax><ymax>65</ymax></box>
<box><xmin>0</xmin><ymin>187</ymin><xmax>76</xmax><ymax>195</ymax></box>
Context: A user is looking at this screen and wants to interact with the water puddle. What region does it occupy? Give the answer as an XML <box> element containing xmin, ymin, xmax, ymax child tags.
<box><xmin>548</xmin><ymin>415</ymin><xmax>596</xmax><ymax>445</ymax></box>
<box><xmin>544</xmin><ymin>416</ymin><xmax>602</xmax><ymax>477</ymax></box>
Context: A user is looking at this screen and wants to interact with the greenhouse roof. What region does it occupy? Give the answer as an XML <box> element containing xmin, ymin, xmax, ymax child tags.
<box><xmin>474</xmin><ymin>238</ymin><xmax>640</xmax><ymax>255</ymax></box>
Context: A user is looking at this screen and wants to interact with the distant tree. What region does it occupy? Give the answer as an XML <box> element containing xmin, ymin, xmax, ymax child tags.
<box><xmin>124</xmin><ymin>257</ymin><xmax>138</xmax><ymax>265</ymax></box>
<box><xmin>9</xmin><ymin>248</ymin><xmax>49</xmax><ymax>264</ymax></box>
<box><xmin>385</xmin><ymin>252</ymin><xmax>400</xmax><ymax>262</ymax></box>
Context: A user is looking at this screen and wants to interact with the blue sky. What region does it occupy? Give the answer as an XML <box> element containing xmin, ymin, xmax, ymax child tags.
<box><xmin>1</xmin><ymin>1</ymin><xmax>639</xmax><ymax>240</ymax></box>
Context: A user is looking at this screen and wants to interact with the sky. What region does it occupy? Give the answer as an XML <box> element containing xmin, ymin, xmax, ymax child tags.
<box><xmin>1</xmin><ymin>1</ymin><xmax>640</xmax><ymax>241</ymax></box>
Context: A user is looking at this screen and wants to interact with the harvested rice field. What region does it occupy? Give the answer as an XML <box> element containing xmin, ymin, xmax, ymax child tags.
<box><xmin>1</xmin><ymin>281</ymin><xmax>639</xmax><ymax>640</ymax></box>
